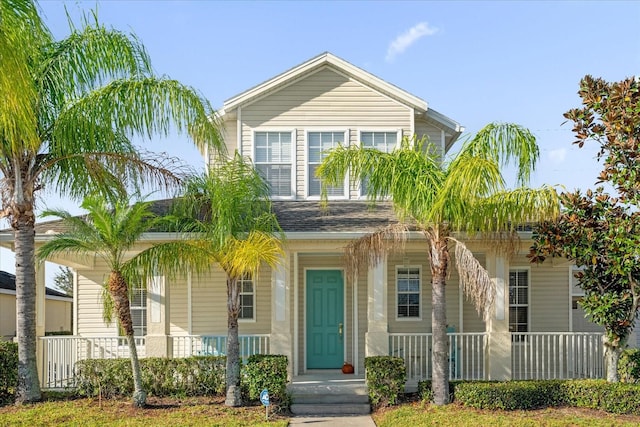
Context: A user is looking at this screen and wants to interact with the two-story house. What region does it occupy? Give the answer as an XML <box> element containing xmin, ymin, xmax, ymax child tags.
<box><xmin>9</xmin><ymin>53</ymin><xmax>605</xmax><ymax>389</ymax></box>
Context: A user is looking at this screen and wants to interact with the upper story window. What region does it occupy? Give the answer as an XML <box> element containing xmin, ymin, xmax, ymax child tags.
<box><xmin>239</xmin><ymin>275</ymin><xmax>255</xmax><ymax>321</ymax></box>
<box><xmin>397</xmin><ymin>266</ymin><xmax>421</xmax><ymax>319</ymax></box>
<box><xmin>360</xmin><ymin>131</ymin><xmax>398</xmax><ymax>196</ymax></box>
<box><xmin>254</xmin><ymin>131</ymin><xmax>293</xmax><ymax>197</ymax></box>
<box><xmin>509</xmin><ymin>269</ymin><xmax>529</xmax><ymax>339</ymax></box>
<box><xmin>308</xmin><ymin>131</ymin><xmax>346</xmax><ymax>197</ymax></box>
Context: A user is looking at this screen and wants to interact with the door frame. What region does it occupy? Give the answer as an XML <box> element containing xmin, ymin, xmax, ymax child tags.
<box><xmin>303</xmin><ymin>267</ymin><xmax>347</xmax><ymax>371</ymax></box>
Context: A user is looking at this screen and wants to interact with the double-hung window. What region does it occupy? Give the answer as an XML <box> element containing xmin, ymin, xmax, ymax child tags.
<box><xmin>239</xmin><ymin>275</ymin><xmax>255</xmax><ymax>320</ymax></box>
<box><xmin>509</xmin><ymin>269</ymin><xmax>529</xmax><ymax>340</ymax></box>
<box><xmin>308</xmin><ymin>131</ymin><xmax>346</xmax><ymax>197</ymax></box>
<box><xmin>360</xmin><ymin>131</ymin><xmax>398</xmax><ymax>196</ymax></box>
<box><xmin>254</xmin><ymin>131</ymin><xmax>292</xmax><ymax>197</ymax></box>
<box><xmin>130</xmin><ymin>286</ymin><xmax>147</xmax><ymax>337</ymax></box>
<box><xmin>397</xmin><ymin>266</ymin><xmax>421</xmax><ymax>319</ymax></box>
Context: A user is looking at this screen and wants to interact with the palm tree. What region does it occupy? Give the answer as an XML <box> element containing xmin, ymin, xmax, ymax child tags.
<box><xmin>0</xmin><ymin>2</ymin><xmax>224</xmax><ymax>403</ymax></box>
<box><xmin>317</xmin><ymin>123</ymin><xmax>559</xmax><ymax>405</ymax></box>
<box><xmin>38</xmin><ymin>195</ymin><xmax>169</xmax><ymax>406</ymax></box>
<box><xmin>167</xmin><ymin>153</ymin><xmax>284</xmax><ymax>407</ymax></box>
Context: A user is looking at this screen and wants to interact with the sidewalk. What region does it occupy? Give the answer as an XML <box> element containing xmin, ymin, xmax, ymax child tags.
<box><xmin>289</xmin><ymin>415</ymin><xmax>376</xmax><ymax>426</ymax></box>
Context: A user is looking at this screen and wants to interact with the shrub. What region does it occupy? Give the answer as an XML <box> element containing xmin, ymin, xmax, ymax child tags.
<box><xmin>75</xmin><ymin>356</ymin><xmax>226</xmax><ymax>398</ymax></box>
<box><xmin>241</xmin><ymin>354</ymin><xmax>289</xmax><ymax>411</ymax></box>
<box><xmin>563</xmin><ymin>379</ymin><xmax>640</xmax><ymax>415</ymax></box>
<box><xmin>455</xmin><ymin>380</ymin><xmax>564</xmax><ymax>410</ymax></box>
<box><xmin>417</xmin><ymin>379</ymin><xmax>458</xmax><ymax>402</ymax></box>
<box><xmin>364</xmin><ymin>356</ymin><xmax>406</xmax><ymax>407</ymax></box>
<box><xmin>0</xmin><ymin>341</ymin><xmax>18</xmax><ymax>406</ymax></box>
<box><xmin>618</xmin><ymin>349</ymin><xmax>640</xmax><ymax>383</ymax></box>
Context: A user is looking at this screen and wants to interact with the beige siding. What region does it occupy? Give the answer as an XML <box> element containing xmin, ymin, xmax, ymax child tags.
<box><xmin>415</xmin><ymin>118</ymin><xmax>446</xmax><ymax>159</ymax></box>
<box><xmin>1</xmin><ymin>293</ymin><xmax>72</xmax><ymax>340</ymax></box>
<box><xmin>189</xmin><ymin>266</ymin><xmax>272</xmax><ymax>336</ymax></box>
<box><xmin>0</xmin><ymin>293</ymin><xmax>15</xmax><ymax>340</ymax></box>
<box><xmin>76</xmin><ymin>263</ymin><xmax>114</xmax><ymax>336</ymax></box>
<box><xmin>511</xmin><ymin>255</ymin><xmax>570</xmax><ymax>332</ymax></box>
<box><xmin>45</xmin><ymin>299</ymin><xmax>72</xmax><ymax>333</ymax></box>
<box><xmin>169</xmin><ymin>276</ymin><xmax>189</xmax><ymax>336</ymax></box>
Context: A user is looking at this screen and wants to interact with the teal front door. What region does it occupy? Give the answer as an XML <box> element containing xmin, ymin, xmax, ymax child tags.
<box><xmin>306</xmin><ymin>270</ymin><xmax>344</xmax><ymax>369</ymax></box>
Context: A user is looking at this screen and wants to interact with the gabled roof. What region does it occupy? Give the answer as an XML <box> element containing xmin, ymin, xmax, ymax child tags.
<box><xmin>0</xmin><ymin>270</ymin><xmax>72</xmax><ymax>299</ymax></box>
<box><xmin>220</xmin><ymin>52</ymin><xmax>463</xmax><ymax>136</ymax></box>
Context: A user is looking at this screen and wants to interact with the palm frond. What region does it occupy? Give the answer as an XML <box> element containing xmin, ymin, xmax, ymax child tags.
<box><xmin>52</xmin><ymin>77</ymin><xmax>224</xmax><ymax>155</ymax></box>
<box><xmin>451</xmin><ymin>238</ymin><xmax>495</xmax><ymax>322</ymax></box>
<box><xmin>219</xmin><ymin>231</ymin><xmax>285</xmax><ymax>279</ymax></box>
<box><xmin>0</xmin><ymin>0</ymin><xmax>48</xmax><ymax>153</ymax></box>
<box><xmin>463</xmin><ymin>123</ymin><xmax>539</xmax><ymax>187</ymax></box>
<box><xmin>124</xmin><ymin>239</ymin><xmax>218</xmax><ymax>283</ymax></box>
<box><xmin>343</xmin><ymin>223</ymin><xmax>409</xmax><ymax>280</ymax></box>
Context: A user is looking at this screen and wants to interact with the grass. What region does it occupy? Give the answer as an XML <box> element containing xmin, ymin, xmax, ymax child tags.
<box><xmin>373</xmin><ymin>400</ymin><xmax>640</xmax><ymax>427</ymax></box>
<box><xmin>0</xmin><ymin>395</ymin><xmax>288</xmax><ymax>427</ymax></box>
<box><xmin>5</xmin><ymin>394</ymin><xmax>640</xmax><ymax>426</ymax></box>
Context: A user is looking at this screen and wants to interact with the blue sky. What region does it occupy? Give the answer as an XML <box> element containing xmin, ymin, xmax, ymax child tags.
<box><xmin>1</xmin><ymin>0</ymin><xmax>639</xmax><ymax>279</ymax></box>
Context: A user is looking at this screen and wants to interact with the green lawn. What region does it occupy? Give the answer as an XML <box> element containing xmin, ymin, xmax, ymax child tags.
<box><xmin>373</xmin><ymin>401</ymin><xmax>640</xmax><ymax>427</ymax></box>
<box><xmin>0</xmin><ymin>396</ymin><xmax>288</xmax><ymax>427</ymax></box>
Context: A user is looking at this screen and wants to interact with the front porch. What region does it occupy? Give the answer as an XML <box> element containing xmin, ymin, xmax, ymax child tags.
<box><xmin>39</xmin><ymin>331</ymin><xmax>604</xmax><ymax>390</ymax></box>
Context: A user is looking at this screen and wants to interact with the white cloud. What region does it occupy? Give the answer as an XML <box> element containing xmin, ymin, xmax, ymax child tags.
<box><xmin>548</xmin><ymin>148</ymin><xmax>567</xmax><ymax>164</ymax></box>
<box><xmin>386</xmin><ymin>22</ymin><xmax>438</xmax><ymax>62</ymax></box>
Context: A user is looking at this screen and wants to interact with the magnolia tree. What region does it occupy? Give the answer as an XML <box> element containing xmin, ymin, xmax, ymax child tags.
<box><xmin>530</xmin><ymin>75</ymin><xmax>640</xmax><ymax>381</ymax></box>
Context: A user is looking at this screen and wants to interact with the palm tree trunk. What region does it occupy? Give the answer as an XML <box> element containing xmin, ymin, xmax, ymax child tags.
<box><xmin>14</xmin><ymin>216</ymin><xmax>42</xmax><ymax>404</ymax></box>
<box><xmin>225</xmin><ymin>276</ymin><xmax>242</xmax><ymax>407</ymax></box>
<box><xmin>429</xmin><ymin>234</ymin><xmax>450</xmax><ymax>405</ymax></box>
<box><xmin>108</xmin><ymin>270</ymin><xmax>146</xmax><ymax>407</ymax></box>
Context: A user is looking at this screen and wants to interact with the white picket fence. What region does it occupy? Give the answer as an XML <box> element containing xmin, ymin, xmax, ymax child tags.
<box><xmin>40</xmin><ymin>336</ymin><xmax>145</xmax><ymax>389</ymax></box>
<box><xmin>390</xmin><ymin>332</ymin><xmax>605</xmax><ymax>383</ymax></box>
<box><xmin>40</xmin><ymin>334</ymin><xmax>270</xmax><ymax>389</ymax></box>
<box><xmin>390</xmin><ymin>332</ymin><xmax>487</xmax><ymax>382</ymax></box>
<box><xmin>171</xmin><ymin>335</ymin><xmax>270</xmax><ymax>358</ymax></box>
<box><xmin>511</xmin><ymin>332</ymin><xmax>604</xmax><ymax>380</ymax></box>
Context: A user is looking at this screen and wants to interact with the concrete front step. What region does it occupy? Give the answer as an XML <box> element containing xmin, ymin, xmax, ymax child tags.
<box><xmin>288</xmin><ymin>371</ymin><xmax>370</xmax><ymax>415</ymax></box>
<box><xmin>292</xmin><ymin>393</ymin><xmax>369</xmax><ymax>404</ymax></box>
<box><xmin>290</xmin><ymin>403</ymin><xmax>371</xmax><ymax>416</ymax></box>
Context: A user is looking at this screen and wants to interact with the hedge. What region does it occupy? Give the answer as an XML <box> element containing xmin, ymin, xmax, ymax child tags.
<box><xmin>364</xmin><ymin>356</ymin><xmax>406</xmax><ymax>407</ymax></box>
<box><xmin>0</xmin><ymin>341</ymin><xmax>18</xmax><ymax>405</ymax></box>
<box><xmin>75</xmin><ymin>356</ymin><xmax>226</xmax><ymax>398</ymax></box>
<box><xmin>75</xmin><ymin>354</ymin><xmax>290</xmax><ymax>410</ymax></box>
<box><xmin>418</xmin><ymin>378</ymin><xmax>640</xmax><ymax>415</ymax></box>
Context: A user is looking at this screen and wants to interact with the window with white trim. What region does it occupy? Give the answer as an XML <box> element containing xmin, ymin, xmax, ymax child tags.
<box><xmin>254</xmin><ymin>131</ymin><xmax>292</xmax><ymax>197</ymax></box>
<box><xmin>360</xmin><ymin>131</ymin><xmax>398</xmax><ymax>196</ymax></box>
<box><xmin>397</xmin><ymin>267</ymin><xmax>420</xmax><ymax>318</ymax></box>
<box><xmin>239</xmin><ymin>275</ymin><xmax>255</xmax><ymax>320</ymax></box>
<box><xmin>308</xmin><ymin>131</ymin><xmax>346</xmax><ymax>197</ymax></box>
<box><xmin>509</xmin><ymin>270</ymin><xmax>528</xmax><ymax>338</ymax></box>
<box><xmin>130</xmin><ymin>286</ymin><xmax>147</xmax><ymax>337</ymax></box>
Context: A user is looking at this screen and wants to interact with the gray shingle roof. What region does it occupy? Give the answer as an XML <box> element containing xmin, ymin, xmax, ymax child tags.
<box><xmin>0</xmin><ymin>271</ymin><xmax>71</xmax><ymax>298</ymax></box>
<box><xmin>29</xmin><ymin>200</ymin><xmax>401</xmax><ymax>235</ymax></box>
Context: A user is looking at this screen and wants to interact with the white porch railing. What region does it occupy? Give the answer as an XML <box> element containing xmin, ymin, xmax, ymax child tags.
<box><xmin>511</xmin><ymin>332</ymin><xmax>604</xmax><ymax>380</ymax></box>
<box><xmin>389</xmin><ymin>333</ymin><xmax>487</xmax><ymax>382</ymax></box>
<box><xmin>171</xmin><ymin>335</ymin><xmax>270</xmax><ymax>358</ymax></box>
<box><xmin>40</xmin><ymin>336</ymin><xmax>145</xmax><ymax>389</ymax></box>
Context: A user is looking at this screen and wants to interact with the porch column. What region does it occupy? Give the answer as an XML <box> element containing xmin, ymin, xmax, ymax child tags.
<box><xmin>366</xmin><ymin>258</ymin><xmax>389</xmax><ymax>356</ymax></box>
<box><xmin>270</xmin><ymin>257</ymin><xmax>292</xmax><ymax>377</ymax></box>
<box><xmin>35</xmin><ymin>262</ymin><xmax>46</xmax><ymax>386</ymax></box>
<box><xmin>485</xmin><ymin>253</ymin><xmax>511</xmax><ymax>380</ymax></box>
<box><xmin>145</xmin><ymin>275</ymin><xmax>171</xmax><ymax>357</ymax></box>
